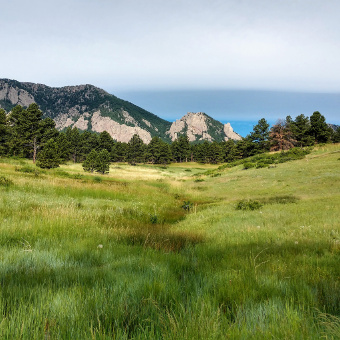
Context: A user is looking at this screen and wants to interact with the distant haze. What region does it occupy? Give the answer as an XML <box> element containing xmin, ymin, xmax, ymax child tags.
<box><xmin>114</xmin><ymin>89</ymin><xmax>340</xmax><ymax>136</ymax></box>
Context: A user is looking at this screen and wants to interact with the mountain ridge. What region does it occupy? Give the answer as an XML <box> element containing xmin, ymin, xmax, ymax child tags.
<box><xmin>0</xmin><ymin>78</ymin><xmax>241</xmax><ymax>143</ymax></box>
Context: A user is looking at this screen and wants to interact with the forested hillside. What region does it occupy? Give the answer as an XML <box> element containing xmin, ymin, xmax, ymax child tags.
<box><xmin>1</xmin><ymin>103</ymin><xmax>339</xmax><ymax>171</ymax></box>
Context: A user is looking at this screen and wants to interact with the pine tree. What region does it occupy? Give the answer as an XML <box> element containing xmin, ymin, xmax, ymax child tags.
<box><xmin>99</xmin><ymin>131</ymin><xmax>114</xmax><ymax>153</ymax></box>
<box><xmin>331</xmin><ymin>126</ymin><xmax>340</xmax><ymax>143</ymax></box>
<box><xmin>309</xmin><ymin>111</ymin><xmax>331</xmax><ymax>144</ymax></box>
<box><xmin>36</xmin><ymin>139</ymin><xmax>60</xmax><ymax>169</ymax></box>
<box><xmin>82</xmin><ymin>149</ymin><xmax>99</xmax><ymax>173</ymax></box>
<box><xmin>194</xmin><ymin>141</ymin><xmax>209</xmax><ymax>163</ymax></box>
<box><xmin>66</xmin><ymin>127</ymin><xmax>81</xmax><ymax>163</ymax></box>
<box><xmin>178</xmin><ymin>135</ymin><xmax>190</xmax><ymax>162</ymax></box>
<box><xmin>127</xmin><ymin>134</ymin><xmax>145</xmax><ymax>165</ymax></box>
<box><xmin>6</xmin><ymin>105</ymin><xmax>25</xmax><ymax>157</ymax></box>
<box><xmin>291</xmin><ymin>114</ymin><xmax>314</xmax><ymax>147</ymax></box>
<box><xmin>55</xmin><ymin>132</ymin><xmax>71</xmax><ymax>163</ymax></box>
<box><xmin>0</xmin><ymin>109</ymin><xmax>8</xmax><ymax>155</ymax></box>
<box><xmin>79</xmin><ymin>131</ymin><xmax>99</xmax><ymax>161</ymax></box>
<box><xmin>95</xmin><ymin>149</ymin><xmax>110</xmax><ymax>174</ymax></box>
<box><xmin>207</xmin><ymin>142</ymin><xmax>223</xmax><ymax>164</ymax></box>
<box><xmin>147</xmin><ymin>137</ymin><xmax>172</xmax><ymax>164</ymax></box>
<box><xmin>221</xmin><ymin>140</ymin><xmax>237</xmax><ymax>162</ymax></box>
<box><xmin>248</xmin><ymin>118</ymin><xmax>270</xmax><ymax>153</ymax></box>
<box><xmin>21</xmin><ymin>103</ymin><xmax>44</xmax><ymax>162</ymax></box>
<box><xmin>112</xmin><ymin>142</ymin><xmax>128</xmax><ymax>162</ymax></box>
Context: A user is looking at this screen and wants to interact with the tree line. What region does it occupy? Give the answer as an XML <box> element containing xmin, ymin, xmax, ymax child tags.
<box><xmin>0</xmin><ymin>104</ymin><xmax>339</xmax><ymax>172</ymax></box>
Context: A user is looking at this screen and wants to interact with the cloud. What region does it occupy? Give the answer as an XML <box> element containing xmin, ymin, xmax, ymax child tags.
<box><xmin>1</xmin><ymin>0</ymin><xmax>340</xmax><ymax>92</ymax></box>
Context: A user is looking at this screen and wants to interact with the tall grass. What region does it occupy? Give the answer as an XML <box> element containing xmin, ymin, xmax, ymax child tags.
<box><xmin>0</xmin><ymin>144</ymin><xmax>339</xmax><ymax>338</ymax></box>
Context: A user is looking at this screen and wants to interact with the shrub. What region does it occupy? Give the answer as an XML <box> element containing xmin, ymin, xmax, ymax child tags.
<box><xmin>243</xmin><ymin>162</ymin><xmax>256</xmax><ymax>169</ymax></box>
<box><xmin>236</xmin><ymin>199</ymin><xmax>263</xmax><ymax>211</ymax></box>
<box><xmin>54</xmin><ymin>170</ymin><xmax>70</xmax><ymax>178</ymax></box>
<box><xmin>15</xmin><ymin>166</ymin><xmax>45</xmax><ymax>176</ymax></box>
<box><xmin>149</xmin><ymin>215</ymin><xmax>158</xmax><ymax>224</ymax></box>
<box><xmin>182</xmin><ymin>200</ymin><xmax>193</xmax><ymax>211</ymax></box>
<box><xmin>256</xmin><ymin>162</ymin><xmax>267</xmax><ymax>168</ymax></box>
<box><xmin>0</xmin><ymin>176</ymin><xmax>13</xmax><ymax>187</ymax></box>
<box><xmin>15</xmin><ymin>166</ymin><xmax>35</xmax><ymax>173</ymax></box>
<box><xmin>93</xmin><ymin>176</ymin><xmax>102</xmax><ymax>183</ymax></box>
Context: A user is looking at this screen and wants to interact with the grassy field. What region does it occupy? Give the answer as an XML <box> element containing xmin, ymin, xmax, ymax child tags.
<box><xmin>0</xmin><ymin>144</ymin><xmax>339</xmax><ymax>339</ymax></box>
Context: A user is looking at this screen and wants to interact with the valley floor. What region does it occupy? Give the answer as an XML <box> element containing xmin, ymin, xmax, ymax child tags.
<box><xmin>0</xmin><ymin>144</ymin><xmax>339</xmax><ymax>339</ymax></box>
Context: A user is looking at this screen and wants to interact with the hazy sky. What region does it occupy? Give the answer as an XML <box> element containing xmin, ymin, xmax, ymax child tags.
<box><xmin>1</xmin><ymin>0</ymin><xmax>340</xmax><ymax>93</ymax></box>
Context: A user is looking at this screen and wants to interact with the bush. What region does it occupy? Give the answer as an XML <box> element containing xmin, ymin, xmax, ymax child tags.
<box><xmin>149</xmin><ymin>215</ymin><xmax>158</xmax><ymax>224</ymax></box>
<box><xmin>93</xmin><ymin>176</ymin><xmax>102</xmax><ymax>183</ymax></box>
<box><xmin>72</xmin><ymin>173</ymin><xmax>84</xmax><ymax>180</ymax></box>
<box><xmin>243</xmin><ymin>162</ymin><xmax>256</xmax><ymax>169</ymax></box>
<box><xmin>15</xmin><ymin>166</ymin><xmax>35</xmax><ymax>173</ymax></box>
<box><xmin>256</xmin><ymin>162</ymin><xmax>267</xmax><ymax>168</ymax></box>
<box><xmin>15</xmin><ymin>166</ymin><xmax>45</xmax><ymax>176</ymax></box>
<box><xmin>236</xmin><ymin>199</ymin><xmax>263</xmax><ymax>211</ymax></box>
<box><xmin>182</xmin><ymin>200</ymin><xmax>193</xmax><ymax>211</ymax></box>
<box><xmin>0</xmin><ymin>176</ymin><xmax>13</xmax><ymax>187</ymax></box>
<box><xmin>210</xmin><ymin>173</ymin><xmax>221</xmax><ymax>177</ymax></box>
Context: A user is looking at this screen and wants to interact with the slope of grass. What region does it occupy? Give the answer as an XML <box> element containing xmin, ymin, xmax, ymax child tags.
<box><xmin>0</xmin><ymin>144</ymin><xmax>339</xmax><ymax>339</ymax></box>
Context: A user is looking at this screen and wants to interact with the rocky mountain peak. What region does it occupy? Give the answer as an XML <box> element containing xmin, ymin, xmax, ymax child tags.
<box><xmin>0</xmin><ymin>79</ymin><xmax>242</xmax><ymax>144</ymax></box>
<box><xmin>166</xmin><ymin>112</ymin><xmax>241</xmax><ymax>142</ymax></box>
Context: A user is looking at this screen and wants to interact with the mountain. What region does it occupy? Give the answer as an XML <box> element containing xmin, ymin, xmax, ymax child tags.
<box><xmin>166</xmin><ymin>112</ymin><xmax>241</xmax><ymax>142</ymax></box>
<box><xmin>0</xmin><ymin>78</ymin><xmax>241</xmax><ymax>143</ymax></box>
<box><xmin>328</xmin><ymin>123</ymin><xmax>339</xmax><ymax>131</ymax></box>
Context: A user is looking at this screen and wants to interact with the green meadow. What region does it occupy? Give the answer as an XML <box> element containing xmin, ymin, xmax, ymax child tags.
<box><xmin>0</xmin><ymin>144</ymin><xmax>339</xmax><ymax>339</ymax></box>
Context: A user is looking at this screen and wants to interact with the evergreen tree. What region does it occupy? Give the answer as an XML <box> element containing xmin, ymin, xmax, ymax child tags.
<box><xmin>291</xmin><ymin>114</ymin><xmax>314</xmax><ymax>147</ymax></box>
<box><xmin>36</xmin><ymin>139</ymin><xmax>60</xmax><ymax>169</ymax></box>
<box><xmin>171</xmin><ymin>135</ymin><xmax>190</xmax><ymax>162</ymax></box>
<box><xmin>207</xmin><ymin>142</ymin><xmax>223</xmax><ymax>164</ymax></box>
<box><xmin>66</xmin><ymin>127</ymin><xmax>81</xmax><ymax>163</ymax></box>
<box><xmin>248</xmin><ymin>118</ymin><xmax>270</xmax><ymax>153</ymax></box>
<box><xmin>221</xmin><ymin>140</ymin><xmax>237</xmax><ymax>162</ymax></box>
<box><xmin>158</xmin><ymin>141</ymin><xmax>172</xmax><ymax>165</ymax></box>
<box><xmin>82</xmin><ymin>149</ymin><xmax>99</xmax><ymax>173</ymax></box>
<box><xmin>0</xmin><ymin>109</ymin><xmax>8</xmax><ymax>155</ymax></box>
<box><xmin>193</xmin><ymin>141</ymin><xmax>210</xmax><ymax>163</ymax></box>
<box><xmin>147</xmin><ymin>136</ymin><xmax>172</xmax><ymax>164</ymax></box>
<box><xmin>234</xmin><ymin>138</ymin><xmax>254</xmax><ymax>159</ymax></box>
<box><xmin>6</xmin><ymin>105</ymin><xmax>25</xmax><ymax>157</ymax></box>
<box><xmin>6</xmin><ymin>103</ymin><xmax>58</xmax><ymax>162</ymax></box>
<box><xmin>309</xmin><ymin>111</ymin><xmax>331</xmax><ymax>144</ymax></box>
<box><xmin>331</xmin><ymin>126</ymin><xmax>340</xmax><ymax>143</ymax></box>
<box><xmin>20</xmin><ymin>103</ymin><xmax>44</xmax><ymax>162</ymax></box>
<box><xmin>127</xmin><ymin>134</ymin><xmax>145</xmax><ymax>165</ymax></box>
<box><xmin>79</xmin><ymin>131</ymin><xmax>99</xmax><ymax>161</ymax></box>
<box><xmin>39</xmin><ymin>118</ymin><xmax>59</xmax><ymax>145</ymax></box>
<box><xmin>99</xmin><ymin>131</ymin><xmax>114</xmax><ymax>153</ymax></box>
<box><xmin>55</xmin><ymin>132</ymin><xmax>71</xmax><ymax>163</ymax></box>
<box><xmin>112</xmin><ymin>142</ymin><xmax>128</xmax><ymax>162</ymax></box>
<box><xmin>95</xmin><ymin>149</ymin><xmax>111</xmax><ymax>174</ymax></box>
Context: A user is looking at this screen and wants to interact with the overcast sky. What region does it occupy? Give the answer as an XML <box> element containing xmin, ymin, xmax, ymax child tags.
<box><xmin>1</xmin><ymin>0</ymin><xmax>339</xmax><ymax>129</ymax></box>
<box><xmin>1</xmin><ymin>0</ymin><xmax>340</xmax><ymax>92</ymax></box>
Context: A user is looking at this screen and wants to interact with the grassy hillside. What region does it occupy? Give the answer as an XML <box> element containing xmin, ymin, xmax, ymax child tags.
<box><xmin>0</xmin><ymin>144</ymin><xmax>339</xmax><ymax>339</ymax></box>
